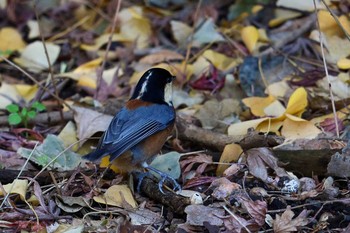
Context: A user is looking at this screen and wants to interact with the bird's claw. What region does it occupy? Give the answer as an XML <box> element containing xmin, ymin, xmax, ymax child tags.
<box><xmin>157</xmin><ymin>173</ymin><xmax>181</xmax><ymax>194</ymax></box>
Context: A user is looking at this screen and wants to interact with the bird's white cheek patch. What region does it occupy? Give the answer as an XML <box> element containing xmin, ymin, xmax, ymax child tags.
<box><xmin>164</xmin><ymin>83</ymin><xmax>173</xmax><ymax>106</ymax></box>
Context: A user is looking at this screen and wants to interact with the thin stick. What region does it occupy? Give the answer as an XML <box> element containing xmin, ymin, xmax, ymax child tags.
<box><xmin>320</xmin><ymin>0</ymin><xmax>350</xmax><ymax>41</ymax></box>
<box><xmin>313</xmin><ymin>0</ymin><xmax>340</xmax><ymax>138</ymax></box>
<box><xmin>223</xmin><ymin>205</ymin><xmax>252</xmax><ymax>233</ymax></box>
<box><xmin>34</xmin><ymin>3</ymin><xmax>64</xmax><ymax>121</ymax></box>
<box><xmin>95</xmin><ymin>0</ymin><xmax>122</xmax><ymax>99</ymax></box>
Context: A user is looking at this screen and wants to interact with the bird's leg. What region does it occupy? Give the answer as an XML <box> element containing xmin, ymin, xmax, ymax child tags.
<box><xmin>142</xmin><ymin>162</ymin><xmax>181</xmax><ymax>193</ymax></box>
<box><xmin>133</xmin><ymin>171</ymin><xmax>152</xmax><ymax>193</ymax></box>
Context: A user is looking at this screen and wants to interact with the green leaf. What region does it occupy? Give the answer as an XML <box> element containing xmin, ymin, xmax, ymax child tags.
<box><xmin>6</xmin><ymin>104</ymin><xmax>19</xmax><ymax>113</ymax></box>
<box><xmin>8</xmin><ymin>113</ymin><xmax>22</xmax><ymax>125</ymax></box>
<box><xmin>27</xmin><ymin>110</ymin><xmax>37</xmax><ymax>119</ymax></box>
<box><xmin>32</xmin><ymin>101</ymin><xmax>46</xmax><ymax>112</ymax></box>
<box><xmin>21</xmin><ymin>108</ymin><xmax>28</xmax><ymax>117</ymax></box>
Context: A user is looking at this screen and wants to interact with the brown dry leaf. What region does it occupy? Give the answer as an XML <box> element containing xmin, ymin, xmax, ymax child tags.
<box><xmin>139</xmin><ymin>49</ymin><xmax>184</xmax><ymax>64</ymax></box>
<box><xmin>223</xmin><ymin>164</ymin><xmax>242</xmax><ymax>177</ymax></box>
<box><xmin>73</xmin><ymin>106</ymin><xmax>113</xmax><ymax>146</ymax></box>
<box><xmin>185</xmin><ymin>205</ymin><xmax>224</xmax><ymax>226</ymax></box>
<box><xmin>181</xmin><ymin>153</ymin><xmax>212</xmax><ymax>177</ymax></box>
<box><xmin>273</xmin><ymin>206</ymin><xmax>309</xmax><ymax>233</ymax></box>
<box><xmin>246</xmin><ymin>147</ymin><xmax>288</xmax><ymax>183</ymax></box>
<box><xmin>216</xmin><ymin>144</ymin><xmax>243</xmax><ymax>176</ymax></box>
<box><xmin>209</xmin><ymin>177</ymin><xmax>241</xmax><ymax>200</ymax></box>
<box><xmin>93</xmin><ymin>185</ymin><xmax>137</xmax><ymax>208</ymax></box>
<box><xmin>241</xmin><ymin>197</ymin><xmax>267</xmax><ymax>227</ymax></box>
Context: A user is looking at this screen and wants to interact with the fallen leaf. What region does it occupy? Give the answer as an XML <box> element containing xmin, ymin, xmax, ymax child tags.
<box><xmin>170</xmin><ymin>20</ymin><xmax>193</xmax><ymax>46</ymax></box>
<box><xmin>139</xmin><ymin>49</ymin><xmax>184</xmax><ymax>64</ymax></box>
<box><xmin>0</xmin><ymin>27</ymin><xmax>26</xmax><ymax>58</ymax></box>
<box><xmin>282</xmin><ymin>115</ymin><xmax>321</xmax><ymax>140</ymax></box>
<box><xmin>0</xmin><ymin>179</ymin><xmax>28</xmax><ymax>200</ymax></box>
<box><xmin>242</xmin><ymin>95</ymin><xmax>276</xmax><ymax>117</ymax></box>
<box><xmin>185</xmin><ymin>205</ymin><xmax>224</xmax><ymax>226</ymax></box>
<box><xmin>119</xmin><ymin>6</ymin><xmax>152</xmax><ymax>49</ymax></box>
<box><xmin>273</xmin><ymin>206</ymin><xmax>309</xmax><ymax>233</ymax></box>
<box><xmin>246</xmin><ymin>147</ymin><xmax>288</xmax><ymax>183</ymax></box>
<box><xmin>216</xmin><ymin>144</ymin><xmax>243</xmax><ymax>176</ymax></box>
<box><xmin>192</xmin><ymin>18</ymin><xmax>225</xmax><ymax>47</ymax></box>
<box><xmin>150</xmin><ymin>151</ymin><xmax>182</xmax><ymax>179</ymax></box>
<box><xmin>58</xmin><ymin>121</ymin><xmax>78</xmax><ymax>151</ymax></box>
<box><xmin>209</xmin><ymin>177</ymin><xmax>241</xmax><ymax>200</ymax></box>
<box><xmin>14</xmin><ymin>41</ymin><xmax>60</xmax><ymax>73</ymax></box>
<box><xmin>73</xmin><ymin>106</ymin><xmax>113</xmax><ymax>146</ymax></box>
<box><xmin>241</xmin><ymin>26</ymin><xmax>259</xmax><ymax>53</ymax></box>
<box><xmin>93</xmin><ymin>185</ymin><xmax>137</xmax><ymax>208</ymax></box>
<box><xmin>17</xmin><ymin>134</ymin><xmax>82</xmax><ymax>171</ymax></box>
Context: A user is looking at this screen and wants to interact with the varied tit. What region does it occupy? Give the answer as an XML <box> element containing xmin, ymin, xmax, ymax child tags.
<box><xmin>83</xmin><ymin>68</ymin><xmax>180</xmax><ymax>192</ymax></box>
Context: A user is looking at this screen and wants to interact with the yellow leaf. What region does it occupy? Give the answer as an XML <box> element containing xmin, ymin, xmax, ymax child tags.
<box><xmin>93</xmin><ymin>185</ymin><xmax>137</xmax><ymax>208</ymax></box>
<box><xmin>256</xmin><ymin>118</ymin><xmax>284</xmax><ymax>134</ymax></box>
<box><xmin>77</xmin><ymin>76</ymin><xmax>96</xmax><ymax>89</ymax></box>
<box><xmin>100</xmin><ymin>156</ymin><xmax>120</xmax><ymax>173</ymax></box>
<box><xmin>139</xmin><ymin>49</ymin><xmax>184</xmax><ymax>64</ymax></box>
<box><xmin>282</xmin><ymin>115</ymin><xmax>321</xmax><ymax>140</ymax></box>
<box><xmin>216</xmin><ymin>144</ymin><xmax>243</xmax><ymax>176</ymax></box>
<box><xmin>228</xmin><ymin>118</ymin><xmax>269</xmax><ymax>136</ymax></box>
<box><xmin>258</xmin><ymin>28</ymin><xmax>269</xmax><ymax>42</ymax></box>
<box><xmin>0</xmin><ymin>27</ymin><xmax>26</xmax><ymax>57</ymax></box>
<box><xmin>202</xmin><ymin>50</ymin><xmax>240</xmax><ymax>71</ymax></box>
<box><xmin>119</xmin><ymin>7</ymin><xmax>151</xmax><ymax>49</ymax></box>
<box><xmin>241</xmin><ymin>26</ymin><xmax>259</xmax><ymax>53</ymax></box>
<box><xmin>58</xmin><ymin>121</ymin><xmax>78</xmax><ymax>151</ymax></box>
<box><xmin>268</xmin><ymin>9</ymin><xmax>302</xmax><ymax>27</ymax></box>
<box><xmin>285</xmin><ymin>87</ymin><xmax>308</xmax><ymax>116</ymax></box>
<box><xmin>74</xmin><ymin>58</ymin><xmax>103</xmax><ymax>73</ymax></box>
<box><xmin>242</xmin><ymin>95</ymin><xmax>276</xmax><ymax>117</ymax></box>
<box><xmin>170</xmin><ymin>20</ymin><xmax>192</xmax><ymax>46</ymax></box>
<box><xmin>337</xmin><ymin>58</ymin><xmax>350</xmax><ymax>70</ymax></box>
<box><xmin>0</xmin><ymin>179</ymin><xmax>28</xmax><ymax>200</ymax></box>
<box><xmin>80</xmin><ymin>34</ymin><xmax>130</xmax><ymax>51</ymax></box>
<box><xmin>14</xmin><ymin>84</ymin><xmax>38</xmax><ymax>101</ymax></box>
<box><xmin>318</xmin><ymin>10</ymin><xmax>348</xmax><ymax>37</ymax></box>
<box><xmin>339</xmin><ymin>15</ymin><xmax>350</xmax><ymax>37</ymax></box>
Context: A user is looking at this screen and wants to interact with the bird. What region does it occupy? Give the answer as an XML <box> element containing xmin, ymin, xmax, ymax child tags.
<box><xmin>83</xmin><ymin>67</ymin><xmax>180</xmax><ymax>193</ymax></box>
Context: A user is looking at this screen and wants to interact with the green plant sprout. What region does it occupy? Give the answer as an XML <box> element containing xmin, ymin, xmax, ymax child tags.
<box><xmin>6</xmin><ymin>101</ymin><xmax>46</xmax><ymax>128</ymax></box>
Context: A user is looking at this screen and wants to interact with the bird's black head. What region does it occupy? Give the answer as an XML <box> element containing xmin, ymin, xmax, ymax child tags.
<box><xmin>131</xmin><ymin>68</ymin><xmax>175</xmax><ymax>105</ymax></box>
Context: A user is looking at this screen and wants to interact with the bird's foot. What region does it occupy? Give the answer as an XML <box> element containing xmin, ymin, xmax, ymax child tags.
<box><xmin>133</xmin><ymin>171</ymin><xmax>152</xmax><ymax>193</ymax></box>
<box><xmin>146</xmin><ymin>166</ymin><xmax>181</xmax><ymax>194</ymax></box>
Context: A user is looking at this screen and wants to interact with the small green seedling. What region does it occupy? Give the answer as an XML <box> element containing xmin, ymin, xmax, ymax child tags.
<box><xmin>6</xmin><ymin>101</ymin><xmax>46</xmax><ymax>128</ymax></box>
